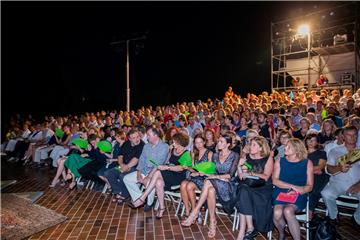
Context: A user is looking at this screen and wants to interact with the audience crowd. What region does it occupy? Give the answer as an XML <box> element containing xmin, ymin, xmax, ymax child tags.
<box><xmin>2</xmin><ymin>87</ymin><xmax>360</xmax><ymax>240</ymax></box>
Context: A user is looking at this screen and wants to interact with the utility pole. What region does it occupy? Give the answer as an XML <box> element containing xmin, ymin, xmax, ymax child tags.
<box><xmin>110</xmin><ymin>35</ymin><xmax>146</xmax><ymax>112</ymax></box>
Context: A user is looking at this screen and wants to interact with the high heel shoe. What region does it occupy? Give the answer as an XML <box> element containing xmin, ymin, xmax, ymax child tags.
<box><xmin>69</xmin><ymin>181</ymin><xmax>77</xmax><ymax>190</ymax></box>
<box><xmin>181</xmin><ymin>212</ymin><xmax>197</xmax><ymax>227</ymax></box>
<box><xmin>49</xmin><ymin>179</ymin><xmax>60</xmax><ymax>188</ymax></box>
<box><xmin>156</xmin><ymin>208</ymin><xmax>165</xmax><ymax>219</ymax></box>
<box><xmin>127</xmin><ymin>197</ymin><xmax>145</xmax><ymax>209</ymax></box>
<box><xmin>207</xmin><ymin>219</ymin><xmax>217</xmax><ymax>238</ymax></box>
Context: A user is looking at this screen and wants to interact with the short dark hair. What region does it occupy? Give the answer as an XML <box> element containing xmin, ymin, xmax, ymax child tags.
<box><xmin>127</xmin><ymin>129</ymin><xmax>139</xmax><ymax>137</ymax></box>
<box><xmin>343</xmin><ymin>125</ymin><xmax>357</xmax><ymax>134</ymax></box>
<box><xmin>88</xmin><ymin>134</ymin><xmax>97</xmax><ymax>142</ymax></box>
<box><xmin>172</xmin><ymin>132</ymin><xmax>190</xmax><ymax>147</ymax></box>
<box><xmin>146</xmin><ymin>126</ymin><xmax>160</xmax><ymax>137</ymax></box>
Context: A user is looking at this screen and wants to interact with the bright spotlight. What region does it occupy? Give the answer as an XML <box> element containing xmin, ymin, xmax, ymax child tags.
<box><xmin>297</xmin><ymin>24</ymin><xmax>310</xmax><ymax>36</ymax></box>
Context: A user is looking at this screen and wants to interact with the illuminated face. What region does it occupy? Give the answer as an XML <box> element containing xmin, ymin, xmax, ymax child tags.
<box><xmin>249</xmin><ymin>140</ymin><xmax>261</xmax><ymax>155</ymax></box>
<box><xmin>194</xmin><ymin>137</ymin><xmax>205</xmax><ymax>149</ymax></box>
<box><xmin>217</xmin><ymin>137</ymin><xmax>229</xmax><ymax>151</ymax></box>
<box><xmin>343</xmin><ymin>130</ymin><xmax>357</xmax><ymax>145</ymax></box>
<box><xmin>129</xmin><ymin>132</ymin><xmax>140</xmax><ymax>145</ymax></box>
<box><xmin>285</xmin><ymin>142</ymin><xmax>295</xmax><ymax>157</ymax></box>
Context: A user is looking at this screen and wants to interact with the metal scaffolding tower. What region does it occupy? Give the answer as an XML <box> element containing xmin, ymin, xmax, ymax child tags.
<box><xmin>271</xmin><ymin>2</ymin><xmax>360</xmax><ymax>92</ymax></box>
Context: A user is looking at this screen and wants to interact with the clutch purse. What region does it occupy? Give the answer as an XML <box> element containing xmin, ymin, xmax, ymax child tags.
<box><xmin>276</xmin><ymin>191</ymin><xmax>299</xmax><ymax>203</ymax></box>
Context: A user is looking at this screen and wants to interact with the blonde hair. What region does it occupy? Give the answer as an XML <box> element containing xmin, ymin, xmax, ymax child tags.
<box><xmin>288</xmin><ymin>138</ymin><xmax>308</xmax><ymax>160</ymax></box>
<box><xmin>251</xmin><ymin>136</ymin><xmax>270</xmax><ymax>158</ymax></box>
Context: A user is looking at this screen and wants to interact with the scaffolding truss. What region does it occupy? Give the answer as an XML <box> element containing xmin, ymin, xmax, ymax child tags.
<box><xmin>271</xmin><ymin>2</ymin><xmax>360</xmax><ymax>92</ymax></box>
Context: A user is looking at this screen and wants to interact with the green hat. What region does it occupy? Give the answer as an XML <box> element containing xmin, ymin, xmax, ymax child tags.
<box><xmin>71</xmin><ymin>138</ymin><xmax>89</xmax><ymax>149</ymax></box>
<box><xmin>97</xmin><ymin>140</ymin><xmax>112</xmax><ymax>153</ymax></box>
<box><xmin>192</xmin><ymin>161</ymin><xmax>216</xmax><ymax>174</ymax></box>
<box><xmin>55</xmin><ymin>128</ymin><xmax>64</xmax><ymax>138</ymax></box>
<box><xmin>178</xmin><ymin>151</ymin><xmax>193</xmax><ymax>167</ymax></box>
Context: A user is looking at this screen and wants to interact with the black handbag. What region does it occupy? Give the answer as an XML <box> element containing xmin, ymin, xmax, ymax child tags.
<box><xmin>241</xmin><ymin>176</ymin><xmax>266</xmax><ymax>188</ymax></box>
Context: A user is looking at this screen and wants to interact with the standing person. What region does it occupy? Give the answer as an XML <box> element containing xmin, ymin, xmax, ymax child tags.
<box><xmin>273</xmin><ymin>138</ymin><xmax>314</xmax><ymax>240</ymax></box>
<box><xmin>123</xmin><ymin>127</ymin><xmax>169</xmax><ymax>212</ymax></box>
<box><xmin>321</xmin><ymin>126</ymin><xmax>360</xmax><ymax>226</ymax></box>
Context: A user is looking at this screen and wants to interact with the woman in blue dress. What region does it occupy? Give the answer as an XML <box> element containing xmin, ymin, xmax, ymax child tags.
<box><xmin>272</xmin><ymin>138</ymin><xmax>314</xmax><ymax>240</ymax></box>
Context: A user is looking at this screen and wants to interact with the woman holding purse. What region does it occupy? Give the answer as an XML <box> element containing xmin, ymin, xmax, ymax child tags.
<box><xmin>272</xmin><ymin>138</ymin><xmax>313</xmax><ymax>240</ymax></box>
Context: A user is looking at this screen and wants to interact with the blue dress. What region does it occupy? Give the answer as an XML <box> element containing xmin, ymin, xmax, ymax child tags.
<box><xmin>272</xmin><ymin>157</ymin><xmax>308</xmax><ymax>211</ymax></box>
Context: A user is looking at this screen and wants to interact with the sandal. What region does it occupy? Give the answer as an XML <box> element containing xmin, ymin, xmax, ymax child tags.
<box><xmin>65</xmin><ymin>173</ymin><xmax>73</xmax><ymax>181</ymax></box>
<box><xmin>207</xmin><ymin>219</ymin><xmax>217</xmax><ymax>238</ymax></box>
<box><xmin>156</xmin><ymin>208</ymin><xmax>166</xmax><ymax>219</ymax></box>
<box><xmin>112</xmin><ymin>194</ymin><xmax>125</xmax><ymax>203</ymax></box>
<box><xmin>181</xmin><ymin>212</ymin><xmax>197</xmax><ymax>227</ymax></box>
<box><xmin>69</xmin><ymin>181</ymin><xmax>77</xmax><ymax>190</ymax></box>
<box><xmin>244</xmin><ymin>229</ymin><xmax>258</xmax><ymax>240</ymax></box>
<box><xmin>49</xmin><ymin>179</ymin><xmax>60</xmax><ymax>188</ymax></box>
<box><xmin>128</xmin><ymin>197</ymin><xmax>145</xmax><ymax>209</ymax></box>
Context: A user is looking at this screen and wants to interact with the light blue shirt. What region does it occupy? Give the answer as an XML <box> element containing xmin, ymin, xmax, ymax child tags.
<box><xmin>136</xmin><ymin>140</ymin><xmax>169</xmax><ymax>175</ymax></box>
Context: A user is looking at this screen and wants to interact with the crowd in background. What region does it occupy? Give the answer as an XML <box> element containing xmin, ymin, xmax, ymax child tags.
<box><xmin>2</xmin><ymin>86</ymin><xmax>360</xmax><ymax>240</ymax></box>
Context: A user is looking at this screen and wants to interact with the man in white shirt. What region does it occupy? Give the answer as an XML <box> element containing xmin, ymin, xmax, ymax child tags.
<box><xmin>324</xmin><ymin>128</ymin><xmax>344</xmax><ymax>158</ymax></box>
<box><xmin>321</xmin><ymin>126</ymin><xmax>360</xmax><ymax>225</ymax></box>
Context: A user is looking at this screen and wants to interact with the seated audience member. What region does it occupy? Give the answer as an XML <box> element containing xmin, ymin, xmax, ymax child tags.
<box><xmin>304</xmin><ymin>133</ymin><xmax>329</xmax><ymax>219</ymax></box>
<box><xmin>77</xmin><ymin>140</ymin><xmax>113</xmax><ymax>191</ymax></box>
<box><xmin>321</xmin><ymin>126</ymin><xmax>360</xmax><ymax>226</ymax></box>
<box><xmin>129</xmin><ymin>132</ymin><xmax>189</xmax><ymax>218</ymax></box>
<box><xmin>318</xmin><ymin>119</ymin><xmax>336</xmax><ymax>147</ymax></box>
<box><xmin>180</xmin><ymin>134</ymin><xmax>213</xmax><ymax>220</ymax></box>
<box><xmin>276</xmin><ymin>115</ymin><xmax>291</xmax><ymax>133</ymax></box>
<box><xmin>48</xmin><ymin>125</ymin><xmax>74</xmax><ymax>167</ymax></box>
<box><xmin>324</xmin><ymin>128</ymin><xmax>344</xmax><ymax>157</ymax></box>
<box><xmin>181</xmin><ymin>134</ymin><xmax>239</xmax><ymax>238</ymax></box>
<box><xmin>274</xmin><ymin>130</ymin><xmax>291</xmax><ymax>161</ymax></box>
<box><xmin>97</xmin><ymin>130</ymin><xmax>127</xmax><ymax>192</ymax></box>
<box><xmin>49</xmin><ymin>133</ymin><xmax>97</xmax><ymax>189</ymax></box>
<box><xmin>292</xmin><ymin>118</ymin><xmax>310</xmax><ymax>141</ymax></box>
<box><xmin>235</xmin><ymin>136</ymin><xmax>274</xmax><ymax>240</ymax></box>
<box><xmin>105</xmin><ymin>129</ymin><xmax>145</xmax><ymax>203</ymax></box>
<box><xmin>236</xmin><ymin>116</ymin><xmax>249</xmax><ymax>139</ymax></box>
<box><xmin>123</xmin><ymin>127</ymin><xmax>169</xmax><ymax>212</ymax></box>
<box><xmin>273</xmin><ymin>138</ymin><xmax>314</xmax><ymax>240</ymax></box>
<box><xmin>204</xmin><ymin>128</ymin><xmax>217</xmax><ymax>153</ymax></box>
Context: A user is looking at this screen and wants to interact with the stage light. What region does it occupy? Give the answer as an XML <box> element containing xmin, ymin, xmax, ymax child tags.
<box><xmin>297</xmin><ymin>24</ymin><xmax>310</xmax><ymax>36</ymax></box>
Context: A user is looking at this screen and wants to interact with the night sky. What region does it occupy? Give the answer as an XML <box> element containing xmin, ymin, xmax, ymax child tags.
<box><xmin>2</xmin><ymin>1</ymin><xmax>336</xmax><ymax>121</ymax></box>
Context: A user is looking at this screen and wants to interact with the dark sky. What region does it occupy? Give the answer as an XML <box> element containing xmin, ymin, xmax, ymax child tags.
<box><xmin>2</xmin><ymin>1</ymin><xmax>336</xmax><ymax>121</ymax></box>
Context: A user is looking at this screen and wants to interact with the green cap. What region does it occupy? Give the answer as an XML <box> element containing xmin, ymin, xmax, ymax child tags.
<box><xmin>55</xmin><ymin>128</ymin><xmax>64</xmax><ymax>138</ymax></box>
<box><xmin>178</xmin><ymin>151</ymin><xmax>193</xmax><ymax>167</ymax></box>
<box><xmin>71</xmin><ymin>138</ymin><xmax>89</xmax><ymax>149</ymax></box>
<box><xmin>192</xmin><ymin>161</ymin><xmax>216</xmax><ymax>174</ymax></box>
<box><xmin>97</xmin><ymin>140</ymin><xmax>112</xmax><ymax>153</ymax></box>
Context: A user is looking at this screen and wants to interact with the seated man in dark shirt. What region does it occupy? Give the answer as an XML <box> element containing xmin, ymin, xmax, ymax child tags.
<box><xmin>78</xmin><ymin>140</ymin><xmax>112</xmax><ymax>188</ymax></box>
<box><xmin>104</xmin><ymin>129</ymin><xmax>145</xmax><ymax>203</ymax></box>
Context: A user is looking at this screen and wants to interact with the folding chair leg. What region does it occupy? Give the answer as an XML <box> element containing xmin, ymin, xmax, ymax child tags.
<box><xmin>175</xmin><ymin>200</ymin><xmax>182</xmax><ymax>216</ymax></box>
<box><xmin>181</xmin><ymin>204</ymin><xmax>185</xmax><ymax>217</ymax></box>
<box><xmin>204</xmin><ymin>209</ymin><xmax>209</xmax><ymax>226</ymax></box>
<box><xmin>102</xmin><ymin>184</ymin><xmax>108</xmax><ymax>194</ymax></box>
<box><xmin>232</xmin><ymin>208</ymin><xmax>238</xmax><ymax>231</ymax></box>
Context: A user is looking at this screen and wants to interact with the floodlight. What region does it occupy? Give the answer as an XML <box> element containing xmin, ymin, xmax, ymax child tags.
<box><xmin>297</xmin><ymin>24</ymin><xmax>310</xmax><ymax>36</ymax></box>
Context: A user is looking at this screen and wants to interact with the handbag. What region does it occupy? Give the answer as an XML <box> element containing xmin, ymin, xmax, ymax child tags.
<box><xmin>242</xmin><ymin>175</ymin><xmax>266</xmax><ymax>188</ymax></box>
<box><xmin>276</xmin><ymin>190</ymin><xmax>299</xmax><ymax>203</ymax></box>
